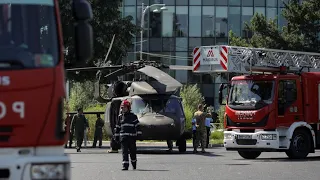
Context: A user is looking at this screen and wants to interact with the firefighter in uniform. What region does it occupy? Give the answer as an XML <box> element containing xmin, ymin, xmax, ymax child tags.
<box><xmin>92</xmin><ymin>113</ymin><xmax>105</xmax><ymax>148</ymax></box>
<box><xmin>114</xmin><ymin>100</ymin><xmax>142</xmax><ymax>170</ymax></box>
<box><xmin>71</xmin><ymin>108</ymin><xmax>88</xmax><ymax>152</ymax></box>
<box><xmin>193</xmin><ymin>104</ymin><xmax>207</xmax><ymax>153</ymax></box>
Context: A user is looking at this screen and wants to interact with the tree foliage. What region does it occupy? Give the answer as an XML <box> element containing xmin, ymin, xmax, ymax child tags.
<box><xmin>180</xmin><ymin>84</ymin><xmax>205</xmax><ymax>130</ymax></box>
<box><xmin>68</xmin><ymin>81</ymin><xmax>95</xmax><ymax>111</ymax></box>
<box><xmin>59</xmin><ymin>0</ymin><xmax>139</xmax><ymax>81</ymax></box>
<box><xmin>230</xmin><ymin>0</ymin><xmax>320</xmax><ymax>52</ymax></box>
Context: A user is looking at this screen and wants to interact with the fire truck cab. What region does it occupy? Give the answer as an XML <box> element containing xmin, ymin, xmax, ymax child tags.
<box><xmin>191</xmin><ymin>45</ymin><xmax>320</xmax><ymax>159</ymax></box>
<box><xmin>0</xmin><ymin>0</ymin><xmax>93</xmax><ymax>179</ymax></box>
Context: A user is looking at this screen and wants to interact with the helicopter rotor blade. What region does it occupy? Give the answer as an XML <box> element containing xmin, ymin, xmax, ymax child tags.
<box><xmin>66</xmin><ymin>65</ymin><xmax>123</xmax><ymax>72</ymax></box>
<box><xmin>103</xmin><ymin>34</ymin><xmax>116</xmax><ymax>65</ymax></box>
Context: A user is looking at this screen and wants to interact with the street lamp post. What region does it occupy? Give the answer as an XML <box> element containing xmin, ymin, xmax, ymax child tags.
<box><xmin>140</xmin><ymin>3</ymin><xmax>167</xmax><ymax>61</ymax></box>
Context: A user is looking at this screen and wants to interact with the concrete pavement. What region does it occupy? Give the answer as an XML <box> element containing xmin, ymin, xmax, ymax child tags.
<box><xmin>66</xmin><ymin>145</ymin><xmax>320</xmax><ymax>180</ymax></box>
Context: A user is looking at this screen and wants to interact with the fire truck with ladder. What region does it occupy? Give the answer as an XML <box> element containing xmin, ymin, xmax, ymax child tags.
<box><xmin>0</xmin><ymin>0</ymin><xmax>93</xmax><ymax>179</ymax></box>
<box><xmin>187</xmin><ymin>45</ymin><xmax>320</xmax><ymax>159</ymax></box>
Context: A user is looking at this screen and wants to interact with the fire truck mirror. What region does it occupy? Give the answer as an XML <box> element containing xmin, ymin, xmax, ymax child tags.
<box><xmin>73</xmin><ymin>0</ymin><xmax>93</xmax><ymax>21</ymax></box>
<box><xmin>74</xmin><ymin>22</ymin><xmax>93</xmax><ymax>63</ymax></box>
<box><xmin>219</xmin><ymin>84</ymin><xmax>225</xmax><ymax>105</ymax></box>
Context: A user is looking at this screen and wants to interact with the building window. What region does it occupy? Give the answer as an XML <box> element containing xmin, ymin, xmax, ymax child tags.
<box><xmin>189</xmin><ymin>0</ymin><xmax>201</xmax><ymax>5</ymax></box>
<box><xmin>267</xmin><ymin>8</ymin><xmax>277</xmax><ymax>21</ymax></box>
<box><xmin>267</xmin><ymin>0</ymin><xmax>277</xmax><ymax>7</ymax></box>
<box><xmin>176</xmin><ymin>37</ymin><xmax>188</xmax><ymax>51</ymax></box>
<box><xmin>215</xmin><ymin>0</ymin><xmax>228</xmax><ymax>6</ymax></box>
<box><xmin>242</xmin><ymin>7</ymin><xmax>253</xmax><ymax>38</ymax></box>
<box><xmin>161</xmin><ymin>0</ymin><xmax>175</xmax><ymax>5</ymax></box>
<box><xmin>202</xmin><ymin>6</ymin><xmax>215</xmax><ymax>37</ymax></box>
<box><xmin>242</xmin><ymin>0</ymin><xmax>253</xmax><ymax>6</ymax></box>
<box><xmin>149</xmin><ymin>38</ymin><xmax>162</xmax><ymax>51</ymax></box>
<box><xmin>215</xmin><ymin>6</ymin><xmax>228</xmax><ymax>38</ymax></box>
<box><xmin>189</xmin><ymin>6</ymin><xmax>201</xmax><ymax>37</ymax></box>
<box><xmin>161</xmin><ymin>6</ymin><xmax>175</xmax><ymax>37</ymax></box>
<box><xmin>255</xmin><ymin>7</ymin><xmax>266</xmax><ymax>16</ymax></box>
<box><xmin>175</xmin><ymin>52</ymin><xmax>188</xmax><ymax>83</ymax></box>
<box><xmin>124</xmin><ymin>0</ymin><xmax>136</xmax><ymax>6</ymax></box>
<box><xmin>203</xmin><ymin>0</ymin><xmax>214</xmax><ymax>5</ymax></box>
<box><xmin>149</xmin><ymin>12</ymin><xmax>162</xmax><ymax>37</ymax></box>
<box><xmin>228</xmin><ymin>7</ymin><xmax>241</xmax><ymax>37</ymax></box>
<box><xmin>176</xmin><ymin>0</ymin><xmax>188</xmax><ymax>5</ymax></box>
<box><xmin>229</xmin><ymin>0</ymin><xmax>240</xmax><ymax>6</ymax></box>
<box><xmin>124</xmin><ymin>6</ymin><xmax>136</xmax><ymax>24</ymax></box>
<box><xmin>162</xmin><ymin>37</ymin><xmax>175</xmax><ymax>51</ymax></box>
<box><xmin>137</xmin><ymin>0</ymin><xmax>149</xmax><ymax>5</ymax></box>
<box><xmin>202</xmin><ymin>38</ymin><xmax>215</xmax><ymax>46</ymax></box>
<box><xmin>254</xmin><ymin>0</ymin><xmax>266</xmax><ymax>7</ymax></box>
<box><xmin>175</xmin><ymin>6</ymin><xmax>188</xmax><ymax>37</ymax></box>
<box><xmin>189</xmin><ymin>38</ymin><xmax>201</xmax><ymax>52</ymax></box>
<box><xmin>279</xmin><ymin>0</ymin><xmax>289</xmax><ymax>8</ymax></box>
<box><xmin>279</xmin><ymin>8</ymin><xmax>288</xmax><ymax>29</ymax></box>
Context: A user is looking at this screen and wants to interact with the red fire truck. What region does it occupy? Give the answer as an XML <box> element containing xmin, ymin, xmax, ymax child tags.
<box><xmin>0</xmin><ymin>0</ymin><xmax>93</xmax><ymax>179</ymax></box>
<box><xmin>189</xmin><ymin>45</ymin><xmax>320</xmax><ymax>159</ymax></box>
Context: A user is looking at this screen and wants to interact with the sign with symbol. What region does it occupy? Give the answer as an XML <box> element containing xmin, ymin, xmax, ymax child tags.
<box><xmin>201</xmin><ymin>46</ymin><xmax>219</xmax><ymax>65</ymax></box>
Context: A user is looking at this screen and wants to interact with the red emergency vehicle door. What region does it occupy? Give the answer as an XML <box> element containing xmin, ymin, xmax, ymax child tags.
<box><xmin>276</xmin><ymin>78</ymin><xmax>303</xmax><ymax>127</ymax></box>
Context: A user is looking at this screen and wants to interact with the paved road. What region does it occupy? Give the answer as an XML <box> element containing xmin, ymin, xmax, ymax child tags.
<box><xmin>66</xmin><ymin>144</ymin><xmax>320</xmax><ymax>180</ymax></box>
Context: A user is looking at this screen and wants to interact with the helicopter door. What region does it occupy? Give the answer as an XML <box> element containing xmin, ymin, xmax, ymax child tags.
<box><xmin>110</xmin><ymin>100</ymin><xmax>122</xmax><ymax>133</ymax></box>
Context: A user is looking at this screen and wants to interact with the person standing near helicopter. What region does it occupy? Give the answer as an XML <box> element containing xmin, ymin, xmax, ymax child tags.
<box><xmin>114</xmin><ymin>100</ymin><xmax>142</xmax><ymax>170</ymax></box>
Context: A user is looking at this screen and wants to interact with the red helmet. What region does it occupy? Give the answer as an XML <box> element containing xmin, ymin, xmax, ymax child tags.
<box><xmin>121</xmin><ymin>100</ymin><xmax>131</xmax><ymax>109</ymax></box>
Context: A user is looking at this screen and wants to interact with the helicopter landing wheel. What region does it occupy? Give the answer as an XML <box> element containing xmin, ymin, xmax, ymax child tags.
<box><xmin>178</xmin><ymin>139</ymin><xmax>186</xmax><ymax>153</ymax></box>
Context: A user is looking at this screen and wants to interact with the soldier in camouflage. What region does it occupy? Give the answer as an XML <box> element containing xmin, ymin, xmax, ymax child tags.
<box><xmin>193</xmin><ymin>104</ymin><xmax>207</xmax><ymax>153</ymax></box>
<box><xmin>71</xmin><ymin>108</ymin><xmax>88</xmax><ymax>152</ymax></box>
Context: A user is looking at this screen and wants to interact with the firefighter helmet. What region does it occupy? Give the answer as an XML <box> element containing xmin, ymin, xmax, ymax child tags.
<box><xmin>121</xmin><ymin>100</ymin><xmax>131</xmax><ymax>109</ymax></box>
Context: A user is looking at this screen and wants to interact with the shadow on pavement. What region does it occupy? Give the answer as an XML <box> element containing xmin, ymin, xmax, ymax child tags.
<box><xmin>254</xmin><ymin>156</ymin><xmax>320</xmax><ymax>162</ymax></box>
<box><xmin>135</xmin><ymin>169</ymin><xmax>169</xmax><ymax>172</ymax></box>
<box><xmin>225</xmin><ymin>163</ymin><xmax>250</xmax><ymax>166</ymax></box>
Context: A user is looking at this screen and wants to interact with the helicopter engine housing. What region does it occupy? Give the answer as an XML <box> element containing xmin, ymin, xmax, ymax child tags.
<box><xmin>107</xmin><ymin>81</ymin><xmax>130</xmax><ymax>98</ymax></box>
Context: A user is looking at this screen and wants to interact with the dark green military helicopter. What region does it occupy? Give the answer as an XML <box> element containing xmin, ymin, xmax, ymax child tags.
<box><xmin>66</xmin><ymin>36</ymin><xmax>192</xmax><ymax>153</ymax></box>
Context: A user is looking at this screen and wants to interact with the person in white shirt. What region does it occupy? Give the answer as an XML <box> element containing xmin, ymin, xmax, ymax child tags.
<box><xmin>205</xmin><ymin>113</ymin><xmax>213</xmax><ymax>148</ymax></box>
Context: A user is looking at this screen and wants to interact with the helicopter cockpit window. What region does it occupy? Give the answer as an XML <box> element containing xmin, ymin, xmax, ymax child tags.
<box><xmin>131</xmin><ymin>98</ymin><xmax>151</xmax><ymax>114</ymax></box>
<box><xmin>164</xmin><ymin>98</ymin><xmax>183</xmax><ymax>116</ymax></box>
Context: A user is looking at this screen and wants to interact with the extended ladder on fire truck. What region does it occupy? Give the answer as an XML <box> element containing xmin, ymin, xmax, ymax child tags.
<box><xmin>185</xmin><ymin>45</ymin><xmax>320</xmax><ymax>74</ymax></box>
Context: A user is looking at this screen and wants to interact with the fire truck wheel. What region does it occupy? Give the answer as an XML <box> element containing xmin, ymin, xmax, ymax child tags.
<box><xmin>286</xmin><ymin>129</ymin><xmax>311</xmax><ymax>159</ymax></box>
<box><xmin>238</xmin><ymin>151</ymin><xmax>261</xmax><ymax>159</ymax></box>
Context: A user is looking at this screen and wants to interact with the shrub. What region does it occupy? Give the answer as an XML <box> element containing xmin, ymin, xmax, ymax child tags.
<box><xmin>180</xmin><ymin>84</ymin><xmax>205</xmax><ymax>130</ymax></box>
<box><xmin>210</xmin><ymin>131</ymin><xmax>223</xmax><ymax>140</ymax></box>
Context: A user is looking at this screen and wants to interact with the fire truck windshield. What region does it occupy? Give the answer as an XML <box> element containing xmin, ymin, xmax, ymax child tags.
<box><xmin>228</xmin><ymin>80</ymin><xmax>275</xmax><ymax>110</ymax></box>
<box><xmin>0</xmin><ymin>1</ymin><xmax>58</xmax><ymax>69</ymax></box>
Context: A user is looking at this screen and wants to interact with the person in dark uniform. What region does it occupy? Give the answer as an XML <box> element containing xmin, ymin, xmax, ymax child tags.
<box><xmin>64</xmin><ymin>114</ymin><xmax>74</xmax><ymax>148</ymax></box>
<box><xmin>71</xmin><ymin>108</ymin><xmax>88</xmax><ymax>152</ymax></box>
<box><xmin>92</xmin><ymin>113</ymin><xmax>105</xmax><ymax>148</ymax></box>
<box><xmin>114</xmin><ymin>100</ymin><xmax>142</xmax><ymax>170</ymax></box>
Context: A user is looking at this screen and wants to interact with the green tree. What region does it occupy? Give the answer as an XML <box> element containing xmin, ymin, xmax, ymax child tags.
<box><xmin>68</xmin><ymin>81</ymin><xmax>95</xmax><ymax>111</ymax></box>
<box><xmin>180</xmin><ymin>84</ymin><xmax>205</xmax><ymax>130</ymax></box>
<box><xmin>229</xmin><ymin>0</ymin><xmax>320</xmax><ymax>52</ymax></box>
<box><xmin>59</xmin><ymin>0</ymin><xmax>139</xmax><ymax>81</ymax></box>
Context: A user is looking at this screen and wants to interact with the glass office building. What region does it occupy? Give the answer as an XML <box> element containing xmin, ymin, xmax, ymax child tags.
<box><xmin>121</xmin><ymin>0</ymin><xmax>288</xmax><ymax>109</ymax></box>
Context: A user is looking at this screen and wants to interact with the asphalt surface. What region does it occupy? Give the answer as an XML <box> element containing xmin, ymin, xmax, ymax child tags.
<box><xmin>66</xmin><ymin>143</ymin><xmax>320</xmax><ymax>180</ymax></box>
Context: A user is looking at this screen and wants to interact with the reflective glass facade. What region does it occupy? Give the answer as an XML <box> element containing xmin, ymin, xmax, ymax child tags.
<box><xmin>121</xmin><ymin>0</ymin><xmax>288</xmax><ymax>108</ymax></box>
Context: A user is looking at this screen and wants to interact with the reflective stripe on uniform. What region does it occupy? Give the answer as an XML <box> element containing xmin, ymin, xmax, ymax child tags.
<box><xmin>122</xmin><ymin>123</ymin><xmax>135</xmax><ymax>127</ymax></box>
<box><xmin>120</xmin><ymin>133</ymin><xmax>137</xmax><ymax>136</ymax></box>
<box><xmin>114</xmin><ymin>133</ymin><xmax>120</xmax><ymax>136</ymax></box>
<box><xmin>133</xmin><ymin>119</ymin><xmax>138</xmax><ymax>123</ymax></box>
<box><xmin>137</xmin><ymin>131</ymin><xmax>142</xmax><ymax>134</ymax></box>
<box><xmin>131</xmin><ymin>159</ymin><xmax>137</xmax><ymax>162</ymax></box>
<box><xmin>122</xmin><ymin>161</ymin><xmax>129</xmax><ymax>164</ymax></box>
<box><xmin>116</xmin><ymin>125</ymin><xmax>120</xmax><ymax>128</ymax></box>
